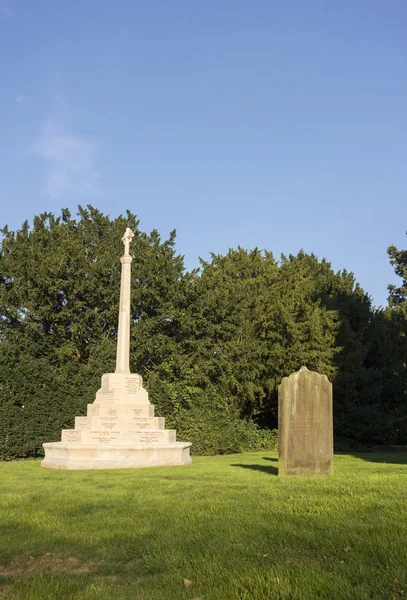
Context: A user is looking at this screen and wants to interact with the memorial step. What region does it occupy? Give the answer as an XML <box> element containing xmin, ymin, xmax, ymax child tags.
<box><xmin>86</xmin><ymin>403</ymin><xmax>155</xmax><ymax>418</ymax></box>
<box><xmin>61</xmin><ymin>428</ymin><xmax>177</xmax><ymax>445</ymax></box>
<box><xmin>75</xmin><ymin>416</ymin><xmax>165</xmax><ymax>431</ymax></box>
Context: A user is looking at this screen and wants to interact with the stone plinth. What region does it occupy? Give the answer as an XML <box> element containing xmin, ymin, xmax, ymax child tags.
<box><xmin>41</xmin><ymin>443</ymin><xmax>192</xmax><ymax>470</ymax></box>
<box><xmin>278</xmin><ymin>366</ymin><xmax>333</xmax><ymax>477</ymax></box>
<box><xmin>42</xmin><ymin>373</ymin><xmax>192</xmax><ymax>470</ymax></box>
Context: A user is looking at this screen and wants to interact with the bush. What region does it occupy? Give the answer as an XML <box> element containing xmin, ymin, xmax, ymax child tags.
<box><xmin>174</xmin><ymin>401</ymin><xmax>278</xmax><ymax>456</ymax></box>
<box><xmin>242</xmin><ymin>421</ymin><xmax>278</xmax><ymax>452</ymax></box>
<box><xmin>146</xmin><ymin>376</ymin><xmax>278</xmax><ymax>456</ymax></box>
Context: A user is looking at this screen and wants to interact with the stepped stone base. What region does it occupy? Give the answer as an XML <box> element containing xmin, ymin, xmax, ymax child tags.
<box><xmin>41</xmin><ymin>372</ymin><xmax>192</xmax><ymax>470</ymax></box>
<box><xmin>41</xmin><ymin>442</ymin><xmax>192</xmax><ymax>470</ymax></box>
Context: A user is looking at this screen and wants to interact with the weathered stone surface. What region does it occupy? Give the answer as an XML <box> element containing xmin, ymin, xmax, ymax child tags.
<box><xmin>41</xmin><ymin>228</ymin><xmax>192</xmax><ymax>470</ymax></box>
<box><xmin>278</xmin><ymin>366</ymin><xmax>333</xmax><ymax>477</ymax></box>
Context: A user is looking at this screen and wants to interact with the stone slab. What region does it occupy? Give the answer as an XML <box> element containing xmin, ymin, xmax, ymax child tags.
<box><xmin>278</xmin><ymin>366</ymin><xmax>333</xmax><ymax>476</ymax></box>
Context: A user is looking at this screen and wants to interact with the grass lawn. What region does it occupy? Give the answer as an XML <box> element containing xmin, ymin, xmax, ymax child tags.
<box><xmin>0</xmin><ymin>452</ymin><xmax>406</xmax><ymax>600</ymax></box>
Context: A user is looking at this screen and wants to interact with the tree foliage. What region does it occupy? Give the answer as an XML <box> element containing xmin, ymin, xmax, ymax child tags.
<box><xmin>388</xmin><ymin>240</ymin><xmax>407</xmax><ymax>307</ymax></box>
<box><xmin>1</xmin><ymin>207</ymin><xmax>406</xmax><ymax>459</ymax></box>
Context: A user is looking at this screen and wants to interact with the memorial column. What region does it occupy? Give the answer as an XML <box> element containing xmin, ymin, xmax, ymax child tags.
<box><xmin>115</xmin><ymin>227</ymin><xmax>134</xmax><ymax>374</ymax></box>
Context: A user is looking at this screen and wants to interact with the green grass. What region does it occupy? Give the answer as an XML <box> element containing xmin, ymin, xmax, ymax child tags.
<box><xmin>0</xmin><ymin>452</ymin><xmax>406</xmax><ymax>600</ymax></box>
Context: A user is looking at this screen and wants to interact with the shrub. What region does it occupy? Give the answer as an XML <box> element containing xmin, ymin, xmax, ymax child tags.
<box><xmin>147</xmin><ymin>376</ymin><xmax>278</xmax><ymax>456</ymax></box>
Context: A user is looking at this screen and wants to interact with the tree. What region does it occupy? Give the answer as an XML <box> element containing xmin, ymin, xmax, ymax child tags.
<box><xmin>383</xmin><ymin>235</ymin><xmax>407</xmax><ymax>443</ymax></box>
<box><xmin>163</xmin><ymin>249</ymin><xmax>340</xmax><ymax>424</ymax></box>
<box><xmin>388</xmin><ymin>237</ymin><xmax>407</xmax><ymax>307</ymax></box>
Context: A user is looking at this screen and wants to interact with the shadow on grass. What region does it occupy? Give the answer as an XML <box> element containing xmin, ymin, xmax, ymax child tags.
<box><xmin>231</xmin><ymin>463</ymin><xmax>278</xmax><ymax>476</ymax></box>
<box><xmin>351</xmin><ymin>453</ymin><xmax>407</xmax><ymax>465</ymax></box>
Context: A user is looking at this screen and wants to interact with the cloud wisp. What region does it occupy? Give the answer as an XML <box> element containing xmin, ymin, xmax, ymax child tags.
<box><xmin>33</xmin><ymin>119</ymin><xmax>100</xmax><ymax>199</ymax></box>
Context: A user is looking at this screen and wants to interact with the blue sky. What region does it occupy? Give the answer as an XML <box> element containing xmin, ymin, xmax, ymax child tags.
<box><xmin>1</xmin><ymin>0</ymin><xmax>406</xmax><ymax>307</ymax></box>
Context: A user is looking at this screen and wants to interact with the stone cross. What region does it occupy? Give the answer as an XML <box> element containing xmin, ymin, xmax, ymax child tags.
<box><xmin>41</xmin><ymin>224</ymin><xmax>192</xmax><ymax>470</ymax></box>
<box><xmin>115</xmin><ymin>228</ymin><xmax>134</xmax><ymax>374</ymax></box>
<box><xmin>122</xmin><ymin>227</ymin><xmax>134</xmax><ymax>257</ymax></box>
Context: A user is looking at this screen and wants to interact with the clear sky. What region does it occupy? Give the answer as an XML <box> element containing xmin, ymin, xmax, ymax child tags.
<box><xmin>1</xmin><ymin>0</ymin><xmax>406</xmax><ymax>307</ymax></box>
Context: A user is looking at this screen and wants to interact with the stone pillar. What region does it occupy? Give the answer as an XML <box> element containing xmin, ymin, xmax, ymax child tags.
<box><xmin>115</xmin><ymin>228</ymin><xmax>134</xmax><ymax>374</ymax></box>
<box><xmin>278</xmin><ymin>366</ymin><xmax>333</xmax><ymax>476</ymax></box>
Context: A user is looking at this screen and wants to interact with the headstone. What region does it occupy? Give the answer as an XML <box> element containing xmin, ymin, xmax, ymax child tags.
<box><xmin>278</xmin><ymin>366</ymin><xmax>333</xmax><ymax>476</ymax></box>
<box><xmin>42</xmin><ymin>228</ymin><xmax>192</xmax><ymax>470</ymax></box>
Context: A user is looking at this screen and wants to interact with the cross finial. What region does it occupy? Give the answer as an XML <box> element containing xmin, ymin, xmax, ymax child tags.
<box><xmin>122</xmin><ymin>227</ymin><xmax>134</xmax><ymax>256</ymax></box>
